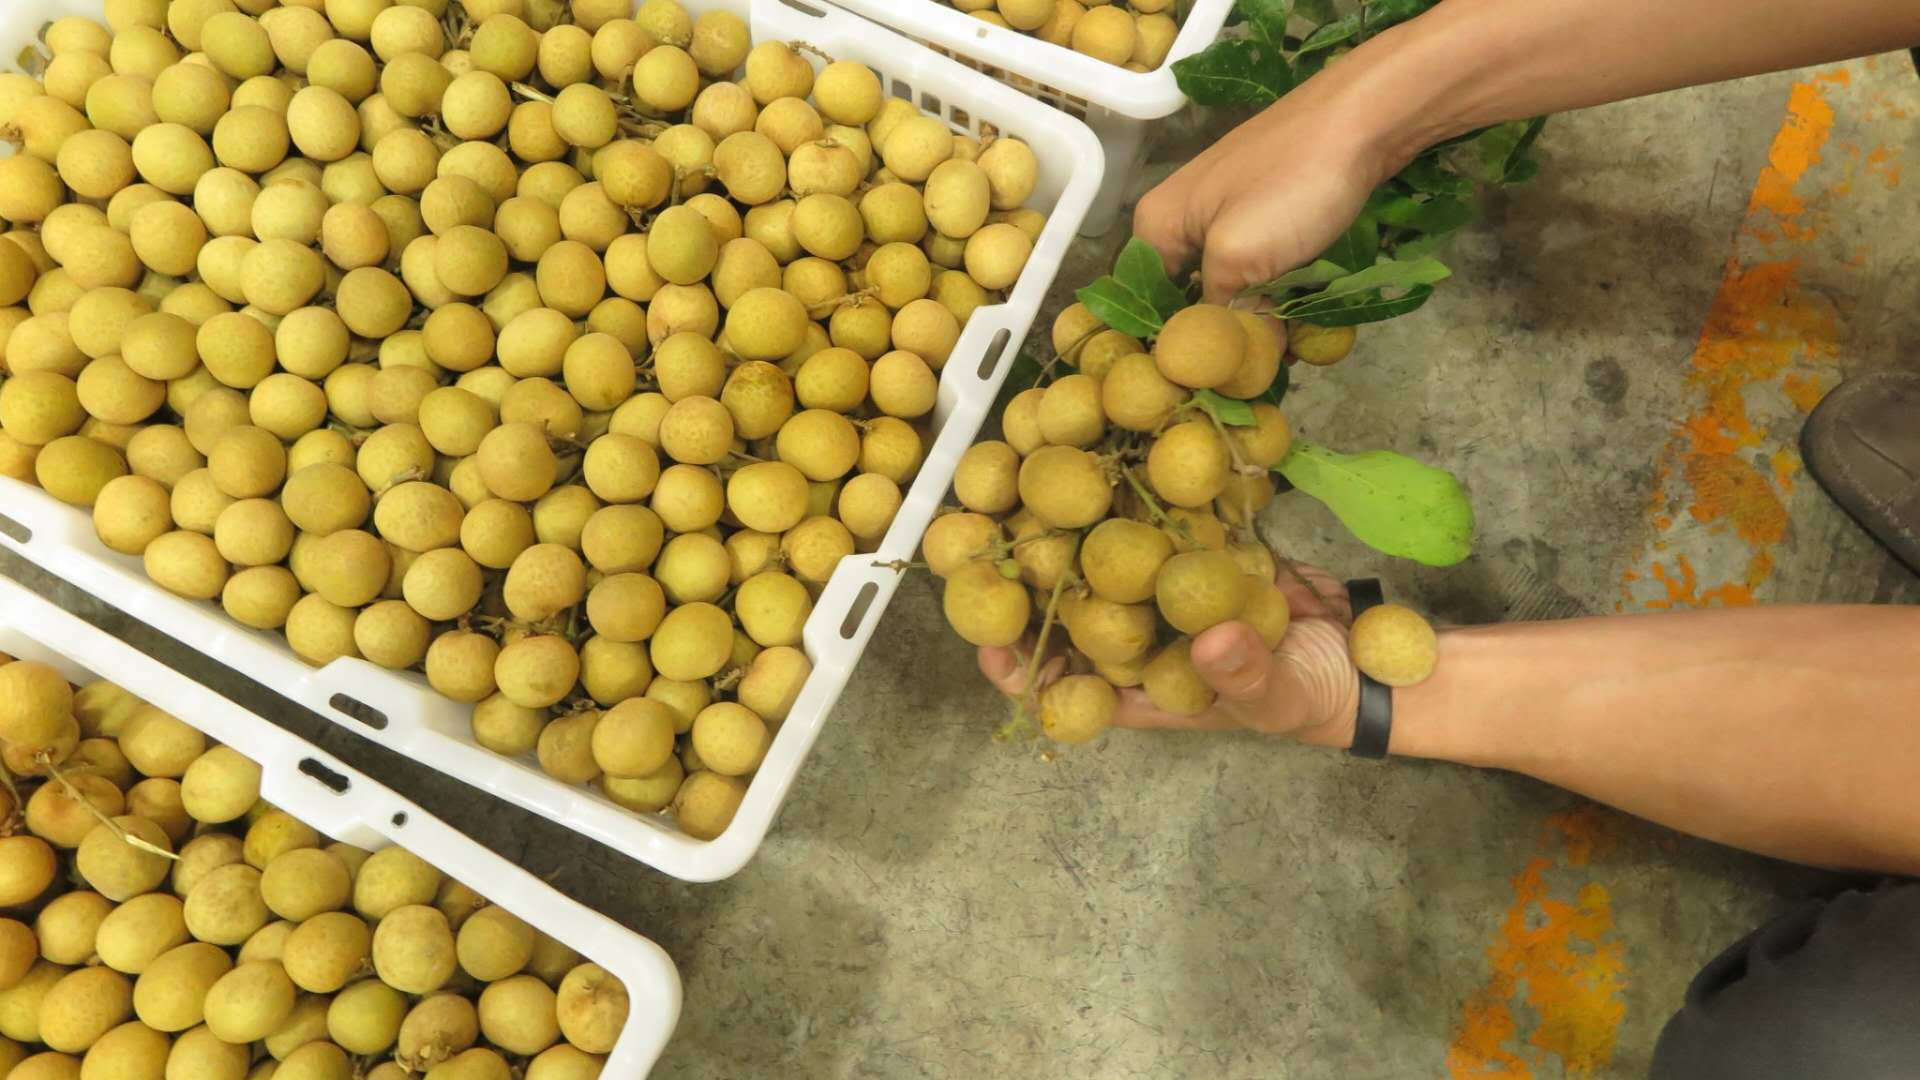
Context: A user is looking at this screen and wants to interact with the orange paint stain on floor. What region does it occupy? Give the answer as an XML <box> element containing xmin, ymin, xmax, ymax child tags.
<box><xmin>1616</xmin><ymin>72</ymin><xmax>1854</xmax><ymax>614</ymax></box>
<box><xmin>1446</xmin><ymin>811</ymin><xmax>1629</xmax><ymax>1079</ymax></box>
<box><xmin>1455</xmin><ymin>68</ymin><xmax>1877</xmax><ymax>1077</ymax></box>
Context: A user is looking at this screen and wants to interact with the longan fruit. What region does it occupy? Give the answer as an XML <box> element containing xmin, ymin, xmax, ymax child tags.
<box><xmin>395</xmin><ymin>993</ymin><xmax>478</xmax><ymax>1072</ymax></box>
<box><xmin>182</xmin><ymin>862</ymin><xmax>270</xmax><ymax>946</ymax></box>
<box><xmin>352</xmin><ymin>848</ymin><xmax>441</xmax><ymax>922</ymax></box>
<box><xmin>1153</xmin><ymin>303</ymin><xmax>1246</xmax><ymax>389</ymax></box>
<box><xmin>961</xmin><ymin>222</ymin><xmax>1032</xmax><ymax>291</ymax></box>
<box><xmin>36</xmin><ymin>893</ymin><xmax>116</xmax><ymax>968</ymax></box>
<box><xmin>202</xmin><ymin>960</ymin><xmax>296</xmax><ymax>1044</ymax></box>
<box><xmin>167</xmin><ymin>1024</ymin><xmax>250</xmax><ymax>1079</ymax></box>
<box><xmin>647</xmin><ymin>602</ymin><xmax>733</xmax><ymax>682</ymax></box>
<box><xmin>790</xmin><ymin>194</ymin><xmax>863</xmax><ymax>262</ymax></box>
<box><xmin>940</xmin><ymin>560</ymin><xmax>1028</xmax><ymax>648</ymax></box>
<box><xmin>213</xmin><ymin>497</ymin><xmax>295</xmax><ymax>567</ymax></box>
<box><xmin>494</xmin><ymin>635</ymin><xmax>581</xmax><ymax>709</ymax></box>
<box><xmin>890</xmin><ymin>299</ymin><xmax>962</xmax><ymax>370</ymax></box>
<box><xmin>75</xmin><ymin>816</ymin><xmax>174</xmax><ymax>901</ymax></box>
<box><xmin>1289</xmin><ymin>321</ymin><xmax>1357</xmax><ymax>366</ymax></box>
<box><xmin>1141</xmin><ymin>637</ymin><xmax>1214</xmax><ymax>717</ymax></box>
<box><xmin>535</xmin><ymin>707</ymin><xmax>602</xmax><ymax>784</ymax></box>
<box><xmin>1017</xmin><ymin>445</ymin><xmax>1113</xmax><ymax>529</ymax></box>
<box><xmin>0</xmin><ymin>833</ymin><xmax>58</xmax><ymax>908</ymax></box>
<box><xmin>94</xmin><ymin>892</ymin><xmax>188</xmax><ymax>975</ymax></box>
<box><xmin>38</xmin><ymin>966</ymin><xmax>133</xmax><ymax>1053</ymax></box>
<box><xmin>142</xmin><ymin>529</ymin><xmax>231</xmax><ymax>600</ymax></box>
<box><xmin>1071</xmin><ymin>4</ymin><xmax>1136</xmax><ymax>64</ymax></box>
<box><xmin>586</xmin><ymin>697</ymin><xmax>676</xmax><ymax>781</ymax></box>
<box><xmin>1040</xmin><ymin>674</ymin><xmax>1116</xmax><ymax>746</ymax></box>
<box><xmin>1349</xmin><ymin>604</ymin><xmax>1439</xmax><ymax>687</ymax></box>
<box><xmin>282</xmin><ymin>911</ymin><xmax>370</xmax><ymax>994</ymax></box>
<box><xmin>327</xmin><ymin>979</ymin><xmax>406</xmax><ymax>1057</ymax></box>
<box><xmin>1146</xmin><ymin>419</ymin><xmax>1230</xmax><ymax>509</ymax></box>
<box><xmin>176</xmin><ymin>746</ymin><xmax>261</xmax><ymax>827</ymax></box>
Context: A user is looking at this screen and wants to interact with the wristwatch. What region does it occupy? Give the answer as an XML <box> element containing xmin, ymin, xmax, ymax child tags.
<box><xmin>1345</xmin><ymin>578</ymin><xmax>1393</xmax><ymax>759</ymax></box>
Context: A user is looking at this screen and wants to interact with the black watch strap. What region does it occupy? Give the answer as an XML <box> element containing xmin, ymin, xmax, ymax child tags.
<box><xmin>1345</xmin><ymin>578</ymin><xmax>1393</xmax><ymax>759</ymax></box>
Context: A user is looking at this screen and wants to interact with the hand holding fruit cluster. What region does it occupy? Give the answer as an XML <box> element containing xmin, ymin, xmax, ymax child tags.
<box><xmin>941</xmin><ymin>0</ymin><xmax>1181</xmax><ymax>71</ymax></box>
<box><xmin>0</xmin><ymin>0</ymin><xmax>1051</xmax><ymax>844</ymax></box>
<box><xmin>0</xmin><ymin>656</ymin><xmax>628</xmax><ymax>1078</ymax></box>
<box><xmin>927</xmin><ymin>299</ymin><xmax>1304</xmax><ymax>742</ymax></box>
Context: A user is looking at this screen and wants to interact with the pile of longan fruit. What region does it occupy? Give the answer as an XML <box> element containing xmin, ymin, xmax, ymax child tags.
<box><xmin>940</xmin><ymin>0</ymin><xmax>1180</xmax><ymax>72</ymax></box>
<box><xmin>0</xmin><ymin>654</ymin><xmax>631</xmax><ymax>1079</ymax></box>
<box><xmin>0</xmin><ymin>0</ymin><xmax>1049</xmax><ymax>844</ymax></box>
<box><xmin>926</xmin><ymin>301</ymin><xmax>1361</xmax><ymax>744</ymax></box>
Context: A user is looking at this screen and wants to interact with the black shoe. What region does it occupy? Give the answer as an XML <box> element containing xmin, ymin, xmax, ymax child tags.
<box><xmin>1800</xmin><ymin>372</ymin><xmax>1920</xmax><ymax>575</ymax></box>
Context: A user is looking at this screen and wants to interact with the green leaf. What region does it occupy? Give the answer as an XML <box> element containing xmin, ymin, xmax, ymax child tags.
<box><xmin>1375</xmin><ymin>193</ymin><xmax>1474</xmax><ymax>236</ymax></box>
<box><xmin>1292</xmin><ymin>0</ymin><xmax>1335</xmax><ymax>20</ymax></box>
<box><xmin>1297</xmin><ymin>0</ymin><xmax>1435</xmax><ymax>53</ymax></box>
<box><xmin>1503</xmin><ymin>155</ymin><xmax>1541</xmax><ymax>185</ymax></box>
<box><xmin>1282</xmin><ymin>256</ymin><xmax>1451</xmax><ymax>311</ymax></box>
<box><xmin>1395</xmin><ymin>156</ymin><xmax>1474</xmax><ymax>197</ymax></box>
<box><xmin>1075</xmin><ymin>277</ymin><xmax>1165</xmax><ymax>339</ymax></box>
<box><xmin>1251</xmin><ymin>258</ymin><xmax>1348</xmax><ymax>296</ymax></box>
<box><xmin>1320</xmin><ymin>213</ymin><xmax>1379</xmax><ymax>272</ymax></box>
<box><xmin>1277</xmin><ymin>441</ymin><xmax>1475</xmax><ymax>566</ymax></box>
<box><xmin>1391</xmin><ymin>232</ymin><xmax>1454</xmax><ymax>261</ymax></box>
<box><xmin>1237</xmin><ymin>0</ymin><xmax>1293</xmax><ymax>45</ymax></box>
<box><xmin>1261</xmin><ymin>363</ymin><xmax>1290</xmax><ymax>405</ymax></box>
<box><xmin>1288</xmin><ymin>284</ymin><xmax>1438</xmax><ymax>325</ymax></box>
<box><xmin>1191</xmin><ymin>389</ymin><xmax>1258</xmax><ymax>426</ymax></box>
<box><xmin>1172</xmin><ymin>38</ymin><xmax>1292</xmax><ymax>105</ymax></box>
<box><xmin>1112</xmin><ymin>237</ymin><xmax>1187</xmax><ymax>322</ymax></box>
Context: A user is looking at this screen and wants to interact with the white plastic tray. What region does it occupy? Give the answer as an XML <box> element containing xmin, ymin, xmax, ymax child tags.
<box><xmin>824</xmin><ymin>0</ymin><xmax>1235</xmax><ymax>235</ymax></box>
<box><xmin>0</xmin><ymin>573</ymin><xmax>683</xmax><ymax>1074</ymax></box>
<box><xmin>0</xmin><ymin>0</ymin><xmax>1101</xmax><ymax>882</ymax></box>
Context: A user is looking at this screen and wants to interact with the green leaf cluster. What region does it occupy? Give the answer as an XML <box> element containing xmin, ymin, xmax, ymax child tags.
<box><xmin>1172</xmin><ymin>0</ymin><xmax>1545</xmax><ymax>327</ymax></box>
<box><xmin>1006</xmin><ymin>236</ymin><xmax>1476</xmax><ymax>566</ymax></box>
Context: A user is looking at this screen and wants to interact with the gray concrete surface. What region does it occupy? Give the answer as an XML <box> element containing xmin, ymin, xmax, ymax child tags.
<box><xmin>6</xmin><ymin>52</ymin><xmax>1918</xmax><ymax>1080</ymax></box>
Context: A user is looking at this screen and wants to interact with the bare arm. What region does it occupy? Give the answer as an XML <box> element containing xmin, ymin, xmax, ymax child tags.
<box><xmin>982</xmin><ymin>602</ymin><xmax>1920</xmax><ymax>874</ymax></box>
<box><xmin>1137</xmin><ymin>0</ymin><xmax>1920</xmax><ymax>298</ymax></box>
<box><xmin>1394</xmin><ymin>607</ymin><xmax>1920</xmax><ymax>875</ymax></box>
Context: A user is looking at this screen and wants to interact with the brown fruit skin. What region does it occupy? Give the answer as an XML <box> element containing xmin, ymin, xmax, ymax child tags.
<box><xmin>1016</xmin><ymin>446</ymin><xmax>1112</xmax><ymax>530</ymax></box>
<box><xmin>1229</xmin><ymin>403</ymin><xmax>1292</xmax><ymax>469</ymax></box>
<box><xmin>921</xmin><ymin>512</ymin><xmax>1001</xmax><ymax>578</ymax></box>
<box><xmin>1349</xmin><ymin>604</ymin><xmax>1439</xmax><ymax>687</ymax></box>
<box><xmin>1152</xmin><ymin>304</ymin><xmax>1246</xmax><ymax>390</ymax></box>
<box><xmin>1061</xmin><ymin>594</ymin><xmax>1156</xmax><ymax>666</ymax></box>
<box><xmin>1100</xmin><ymin>352</ymin><xmax>1184</xmax><ymax>433</ymax></box>
<box><xmin>1217</xmin><ymin>310</ymin><xmax>1284</xmax><ymax>399</ymax></box>
<box><xmin>1079</xmin><ymin>518</ymin><xmax>1172</xmax><ymax>605</ymax></box>
<box><xmin>1145</xmin><ymin>420</ymin><xmax>1230</xmax><ymax>509</ymax></box>
<box><xmin>1242</xmin><ymin>577</ymin><xmax>1292</xmax><ymax>649</ymax></box>
<box><xmin>1142</xmin><ymin>638</ymin><xmax>1214</xmax><ymax>717</ymax></box>
<box><xmin>1154</xmin><ymin>549</ymin><xmax>1246</xmax><ymax>635</ymax></box>
<box><xmin>1040</xmin><ymin>674</ymin><xmax>1116</xmax><ymax>746</ymax></box>
<box><xmin>941</xmin><ymin>560</ymin><xmax>1030</xmax><ymax>648</ymax></box>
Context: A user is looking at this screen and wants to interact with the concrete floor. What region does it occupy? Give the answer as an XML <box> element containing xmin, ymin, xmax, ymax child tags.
<box><xmin>6</xmin><ymin>52</ymin><xmax>1919</xmax><ymax>1080</ymax></box>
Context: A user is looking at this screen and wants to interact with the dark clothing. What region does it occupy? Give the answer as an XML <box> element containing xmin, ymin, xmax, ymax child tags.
<box><xmin>1651</xmin><ymin>885</ymin><xmax>1920</xmax><ymax>1079</ymax></box>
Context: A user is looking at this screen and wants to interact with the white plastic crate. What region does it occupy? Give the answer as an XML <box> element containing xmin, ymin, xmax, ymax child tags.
<box><xmin>0</xmin><ymin>572</ymin><xmax>684</xmax><ymax>1074</ymax></box>
<box><xmin>824</xmin><ymin>0</ymin><xmax>1236</xmax><ymax>235</ymax></box>
<box><xmin>0</xmin><ymin>0</ymin><xmax>1102</xmax><ymax>881</ymax></box>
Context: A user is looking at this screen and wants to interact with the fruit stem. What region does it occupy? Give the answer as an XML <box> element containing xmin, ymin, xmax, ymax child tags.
<box><xmin>1118</xmin><ymin>465</ymin><xmax>1171</xmax><ymax>527</ymax></box>
<box><xmin>44</xmin><ymin>758</ymin><xmax>179</xmax><ymax>862</ymax></box>
<box><xmin>871</xmin><ymin>558</ymin><xmax>929</xmax><ymax>573</ymax></box>
<box><xmin>1019</xmin><ymin>567</ymin><xmax>1072</xmax><ymax>720</ymax></box>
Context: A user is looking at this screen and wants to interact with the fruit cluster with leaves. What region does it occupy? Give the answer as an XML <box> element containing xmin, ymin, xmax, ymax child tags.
<box><xmin>926</xmin><ymin>237</ymin><xmax>1471</xmax><ymax>742</ymax></box>
<box><xmin>1169</xmin><ymin>0</ymin><xmax>1545</xmax><ymax>325</ymax></box>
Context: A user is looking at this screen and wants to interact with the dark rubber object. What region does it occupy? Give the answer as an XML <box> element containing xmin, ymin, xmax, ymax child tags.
<box><xmin>1799</xmin><ymin>372</ymin><xmax>1920</xmax><ymax>576</ymax></box>
<box><xmin>1652</xmin><ymin>884</ymin><xmax>1920</xmax><ymax>1079</ymax></box>
<box><xmin>1344</xmin><ymin>578</ymin><xmax>1393</xmax><ymax>759</ymax></box>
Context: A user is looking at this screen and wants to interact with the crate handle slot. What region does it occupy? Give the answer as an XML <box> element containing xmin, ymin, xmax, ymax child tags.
<box><xmin>329</xmin><ymin>693</ymin><xmax>388</xmax><ymax>731</ymax></box>
<box><xmin>773</xmin><ymin>0</ymin><xmax>828</xmax><ymax>16</ymax></box>
<box><xmin>974</xmin><ymin>328</ymin><xmax>1014</xmax><ymax>383</ymax></box>
<box><xmin>0</xmin><ymin>513</ymin><xmax>29</xmax><ymax>544</ymax></box>
<box><xmin>837</xmin><ymin>581</ymin><xmax>880</xmax><ymax>640</ymax></box>
<box><xmin>297</xmin><ymin>757</ymin><xmax>351</xmax><ymax>795</ymax></box>
<box><xmin>390</xmin><ymin>811</ymin><xmax>408</xmax><ymax>827</ymax></box>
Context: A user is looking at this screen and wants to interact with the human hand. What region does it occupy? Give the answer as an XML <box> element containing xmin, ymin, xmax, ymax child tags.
<box><xmin>977</xmin><ymin>564</ymin><xmax>1362</xmax><ymax>747</ymax></box>
<box><xmin>1133</xmin><ymin>73</ymin><xmax>1404</xmax><ymax>305</ymax></box>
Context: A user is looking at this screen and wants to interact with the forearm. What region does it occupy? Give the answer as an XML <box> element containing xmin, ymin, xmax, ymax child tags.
<box><xmin>1304</xmin><ymin>0</ymin><xmax>1920</xmax><ymax>177</ymax></box>
<box><xmin>1394</xmin><ymin>607</ymin><xmax>1920</xmax><ymax>874</ymax></box>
